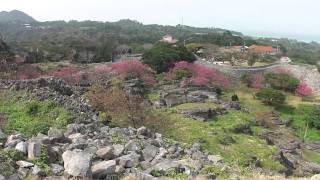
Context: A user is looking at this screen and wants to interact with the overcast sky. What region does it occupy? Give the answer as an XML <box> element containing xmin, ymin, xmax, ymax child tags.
<box><xmin>1</xmin><ymin>0</ymin><xmax>319</xmax><ymax>41</ymax></box>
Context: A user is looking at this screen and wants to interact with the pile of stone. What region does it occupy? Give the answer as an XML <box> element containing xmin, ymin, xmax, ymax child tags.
<box><xmin>0</xmin><ymin>77</ymin><xmax>98</xmax><ymax>124</ymax></box>
<box><xmin>0</xmin><ymin>125</ymin><xmax>226</xmax><ymax>179</ymax></box>
<box><xmin>177</xmin><ymin>108</ymin><xmax>226</xmax><ymax>121</ymax></box>
<box><xmin>153</xmin><ymin>85</ymin><xmax>219</xmax><ymax>108</ymax></box>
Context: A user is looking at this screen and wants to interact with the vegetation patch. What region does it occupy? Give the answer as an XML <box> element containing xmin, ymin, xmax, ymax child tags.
<box><xmin>0</xmin><ymin>90</ymin><xmax>74</xmax><ymax>137</ymax></box>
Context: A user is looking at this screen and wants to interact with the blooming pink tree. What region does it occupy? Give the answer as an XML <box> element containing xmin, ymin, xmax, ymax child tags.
<box><xmin>251</xmin><ymin>74</ymin><xmax>265</xmax><ymax>89</ymax></box>
<box><xmin>50</xmin><ymin>66</ymin><xmax>82</xmax><ymax>83</ymax></box>
<box><xmin>111</xmin><ymin>60</ymin><xmax>156</xmax><ymax>86</ymax></box>
<box><xmin>166</xmin><ymin>61</ymin><xmax>230</xmax><ymax>88</ymax></box>
<box><xmin>296</xmin><ymin>82</ymin><xmax>313</xmax><ymax>97</ymax></box>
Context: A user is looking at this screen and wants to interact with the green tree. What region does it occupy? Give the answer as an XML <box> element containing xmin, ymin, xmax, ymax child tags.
<box><xmin>142</xmin><ymin>42</ymin><xmax>196</xmax><ymax>73</ymax></box>
<box><xmin>247</xmin><ymin>51</ymin><xmax>259</xmax><ymax>67</ymax></box>
<box><xmin>256</xmin><ymin>88</ymin><xmax>286</xmax><ymax>106</ymax></box>
<box><xmin>0</xmin><ymin>39</ymin><xmax>14</xmax><ymax>65</ymax></box>
<box><xmin>25</xmin><ymin>50</ymin><xmax>45</xmax><ymax>63</ymax></box>
<box><xmin>264</xmin><ymin>73</ymin><xmax>300</xmax><ymax>92</ymax></box>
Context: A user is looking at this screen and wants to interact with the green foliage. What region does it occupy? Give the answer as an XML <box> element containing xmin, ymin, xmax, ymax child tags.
<box><xmin>279</xmin><ymin>104</ymin><xmax>320</xmax><ymax>141</ymax></box>
<box><xmin>33</xmin><ymin>146</ymin><xmax>51</xmax><ymax>175</ymax></box>
<box><xmin>0</xmin><ymin>149</ymin><xmax>25</xmax><ymax>177</ymax></box>
<box><xmin>247</xmin><ymin>51</ymin><xmax>259</xmax><ymax>67</ymax></box>
<box><xmin>256</xmin><ymin>88</ymin><xmax>286</xmax><ymax>106</ymax></box>
<box><xmin>0</xmin><ymin>91</ymin><xmax>74</xmax><ymax>137</ymax></box>
<box><xmin>186</xmin><ymin>43</ymin><xmax>203</xmax><ymax>53</ymax></box>
<box><xmin>174</xmin><ymin>69</ymin><xmax>191</xmax><ymax>80</ymax></box>
<box><xmin>25</xmin><ymin>50</ymin><xmax>45</xmax><ymax>63</ymax></box>
<box><xmin>231</xmin><ymin>94</ymin><xmax>239</xmax><ymax>102</ymax></box>
<box><xmin>200</xmin><ymin>165</ymin><xmax>228</xmax><ymax>177</ymax></box>
<box><xmin>166</xmin><ymin>169</ymin><xmax>188</xmax><ymax>179</ymax></box>
<box><xmin>150</xmin><ymin>170</ymin><xmax>163</xmax><ymax>177</ymax></box>
<box><xmin>264</xmin><ymin>73</ymin><xmax>300</xmax><ymax>92</ymax></box>
<box><xmin>0</xmin><ymin>39</ymin><xmax>15</xmax><ymax>63</ymax></box>
<box><xmin>142</xmin><ymin>42</ymin><xmax>196</xmax><ymax>73</ymax></box>
<box><xmin>317</xmin><ymin>64</ymin><xmax>320</xmax><ymax>73</ymax></box>
<box><xmin>159</xmin><ymin>108</ymin><xmax>283</xmax><ymax>172</ymax></box>
<box><xmin>241</xmin><ymin>73</ymin><xmax>252</xmax><ymax>87</ymax></box>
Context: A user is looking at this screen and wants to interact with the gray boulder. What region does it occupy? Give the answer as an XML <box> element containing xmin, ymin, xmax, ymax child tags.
<box><xmin>48</xmin><ymin>128</ymin><xmax>66</xmax><ymax>143</ymax></box>
<box><xmin>51</xmin><ymin>164</ymin><xmax>64</xmax><ymax>175</ymax></box>
<box><xmin>124</xmin><ymin>140</ymin><xmax>141</xmax><ymax>153</ymax></box>
<box><xmin>15</xmin><ymin>142</ymin><xmax>28</xmax><ymax>154</ymax></box>
<box><xmin>113</xmin><ymin>144</ymin><xmax>124</xmax><ymax>157</ymax></box>
<box><xmin>27</xmin><ymin>141</ymin><xmax>42</xmax><ymax>160</ymax></box>
<box><xmin>0</xmin><ymin>174</ymin><xmax>5</xmax><ymax>180</ymax></box>
<box><xmin>118</xmin><ymin>152</ymin><xmax>141</xmax><ymax>168</ymax></box>
<box><xmin>91</xmin><ymin>160</ymin><xmax>116</xmax><ymax>178</ymax></box>
<box><xmin>142</xmin><ymin>145</ymin><xmax>159</xmax><ymax>162</ymax></box>
<box><xmin>145</xmin><ymin>160</ymin><xmax>181</xmax><ymax>174</ymax></box>
<box><xmin>137</xmin><ymin>127</ymin><xmax>153</xmax><ymax>138</ymax></box>
<box><xmin>16</xmin><ymin>161</ymin><xmax>34</xmax><ymax>168</ymax></box>
<box><xmin>62</xmin><ymin>149</ymin><xmax>92</xmax><ymax>177</ymax></box>
<box><xmin>5</xmin><ymin>134</ymin><xmax>23</xmax><ymax>148</ymax></box>
<box><xmin>96</xmin><ymin>146</ymin><xmax>114</xmax><ymax>160</ymax></box>
<box><xmin>31</xmin><ymin>165</ymin><xmax>43</xmax><ymax>176</ymax></box>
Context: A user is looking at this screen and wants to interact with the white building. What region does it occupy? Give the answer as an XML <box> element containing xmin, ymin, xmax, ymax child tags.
<box><xmin>160</xmin><ymin>35</ymin><xmax>178</xmax><ymax>44</ymax></box>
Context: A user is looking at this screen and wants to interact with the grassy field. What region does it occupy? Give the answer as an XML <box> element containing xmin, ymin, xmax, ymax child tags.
<box><xmin>148</xmin><ymin>84</ymin><xmax>320</xmax><ymax>177</ymax></box>
<box><xmin>0</xmin><ymin>90</ymin><xmax>74</xmax><ymax>137</ymax></box>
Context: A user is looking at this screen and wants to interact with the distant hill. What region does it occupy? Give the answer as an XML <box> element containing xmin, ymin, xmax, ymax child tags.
<box><xmin>0</xmin><ymin>10</ymin><xmax>318</xmax><ymax>66</ymax></box>
<box><xmin>0</xmin><ymin>11</ymin><xmax>247</xmax><ymax>63</ymax></box>
<box><xmin>0</xmin><ymin>10</ymin><xmax>36</xmax><ymax>23</ymax></box>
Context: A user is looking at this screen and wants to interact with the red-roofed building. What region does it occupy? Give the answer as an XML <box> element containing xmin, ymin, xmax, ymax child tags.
<box><xmin>249</xmin><ymin>45</ymin><xmax>276</xmax><ymax>54</ymax></box>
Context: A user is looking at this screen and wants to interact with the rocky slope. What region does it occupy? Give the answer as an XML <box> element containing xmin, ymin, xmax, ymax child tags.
<box><xmin>0</xmin><ymin>77</ymin><xmax>226</xmax><ymax>179</ymax></box>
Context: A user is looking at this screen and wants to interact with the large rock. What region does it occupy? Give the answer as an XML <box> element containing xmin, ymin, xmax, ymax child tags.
<box><xmin>113</xmin><ymin>144</ymin><xmax>124</xmax><ymax>157</ymax></box>
<box><xmin>142</xmin><ymin>145</ymin><xmax>159</xmax><ymax>162</ymax></box>
<box><xmin>15</xmin><ymin>142</ymin><xmax>28</xmax><ymax>154</ymax></box>
<box><xmin>145</xmin><ymin>160</ymin><xmax>181</xmax><ymax>174</ymax></box>
<box><xmin>5</xmin><ymin>134</ymin><xmax>23</xmax><ymax>148</ymax></box>
<box><xmin>124</xmin><ymin>140</ymin><xmax>141</xmax><ymax>153</ymax></box>
<box><xmin>96</xmin><ymin>147</ymin><xmax>114</xmax><ymax>160</ymax></box>
<box><xmin>91</xmin><ymin>160</ymin><xmax>116</xmax><ymax>178</ymax></box>
<box><xmin>0</xmin><ymin>174</ymin><xmax>5</xmax><ymax>180</ymax></box>
<box><xmin>31</xmin><ymin>165</ymin><xmax>43</xmax><ymax>176</ymax></box>
<box><xmin>118</xmin><ymin>152</ymin><xmax>141</xmax><ymax>168</ymax></box>
<box><xmin>16</xmin><ymin>160</ymin><xmax>34</xmax><ymax>168</ymax></box>
<box><xmin>51</xmin><ymin>164</ymin><xmax>64</xmax><ymax>175</ymax></box>
<box><xmin>177</xmin><ymin>108</ymin><xmax>222</xmax><ymax>121</ymax></box>
<box><xmin>48</xmin><ymin>128</ymin><xmax>66</xmax><ymax>143</ymax></box>
<box><xmin>62</xmin><ymin>149</ymin><xmax>92</xmax><ymax>177</ymax></box>
<box><xmin>28</xmin><ymin>141</ymin><xmax>42</xmax><ymax>160</ymax></box>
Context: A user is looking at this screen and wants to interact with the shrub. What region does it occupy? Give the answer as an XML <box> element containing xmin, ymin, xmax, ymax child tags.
<box><xmin>231</xmin><ymin>94</ymin><xmax>239</xmax><ymax>101</ymax></box>
<box><xmin>251</xmin><ymin>74</ymin><xmax>265</xmax><ymax>89</ymax></box>
<box><xmin>256</xmin><ymin>88</ymin><xmax>286</xmax><ymax>106</ymax></box>
<box><xmin>142</xmin><ymin>42</ymin><xmax>196</xmax><ymax>73</ymax></box>
<box><xmin>87</xmin><ymin>85</ymin><xmax>172</xmax><ymax>133</ymax></box>
<box><xmin>296</xmin><ymin>105</ymin><xmax>320</xmax><ymax>129</ymax></box>
<box><xmin>296</xmin><ymin>82</ymin><xmax>313</xmax><ymax>97</ymax></box>
<box><xmin>241</xmin><ymin>73</ymin><xmax>252</xmax><ymax>87</ymax></box>
<box><xmin>166</xmin><ymin>61</ymin><xmax>230</xmax><ymax>88</ymax></box>
<box><xmin>264</xmin><ymin>72</ymin><xmax>299</xmax><ymax>92</ymax></box>
<box><xmin>50</xmin><ymin>66</ymin><xmax>82</xmax><ymax>84</ymax></box>
<box><xmin>0</xmin><ymin>150</ymin><xmax>25</xmax><ymax>176</ymax></box>
<box><xmin>111</xmin><ymin>60</ymin><xmax>156</xmax><ymax>86</ymax></box>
